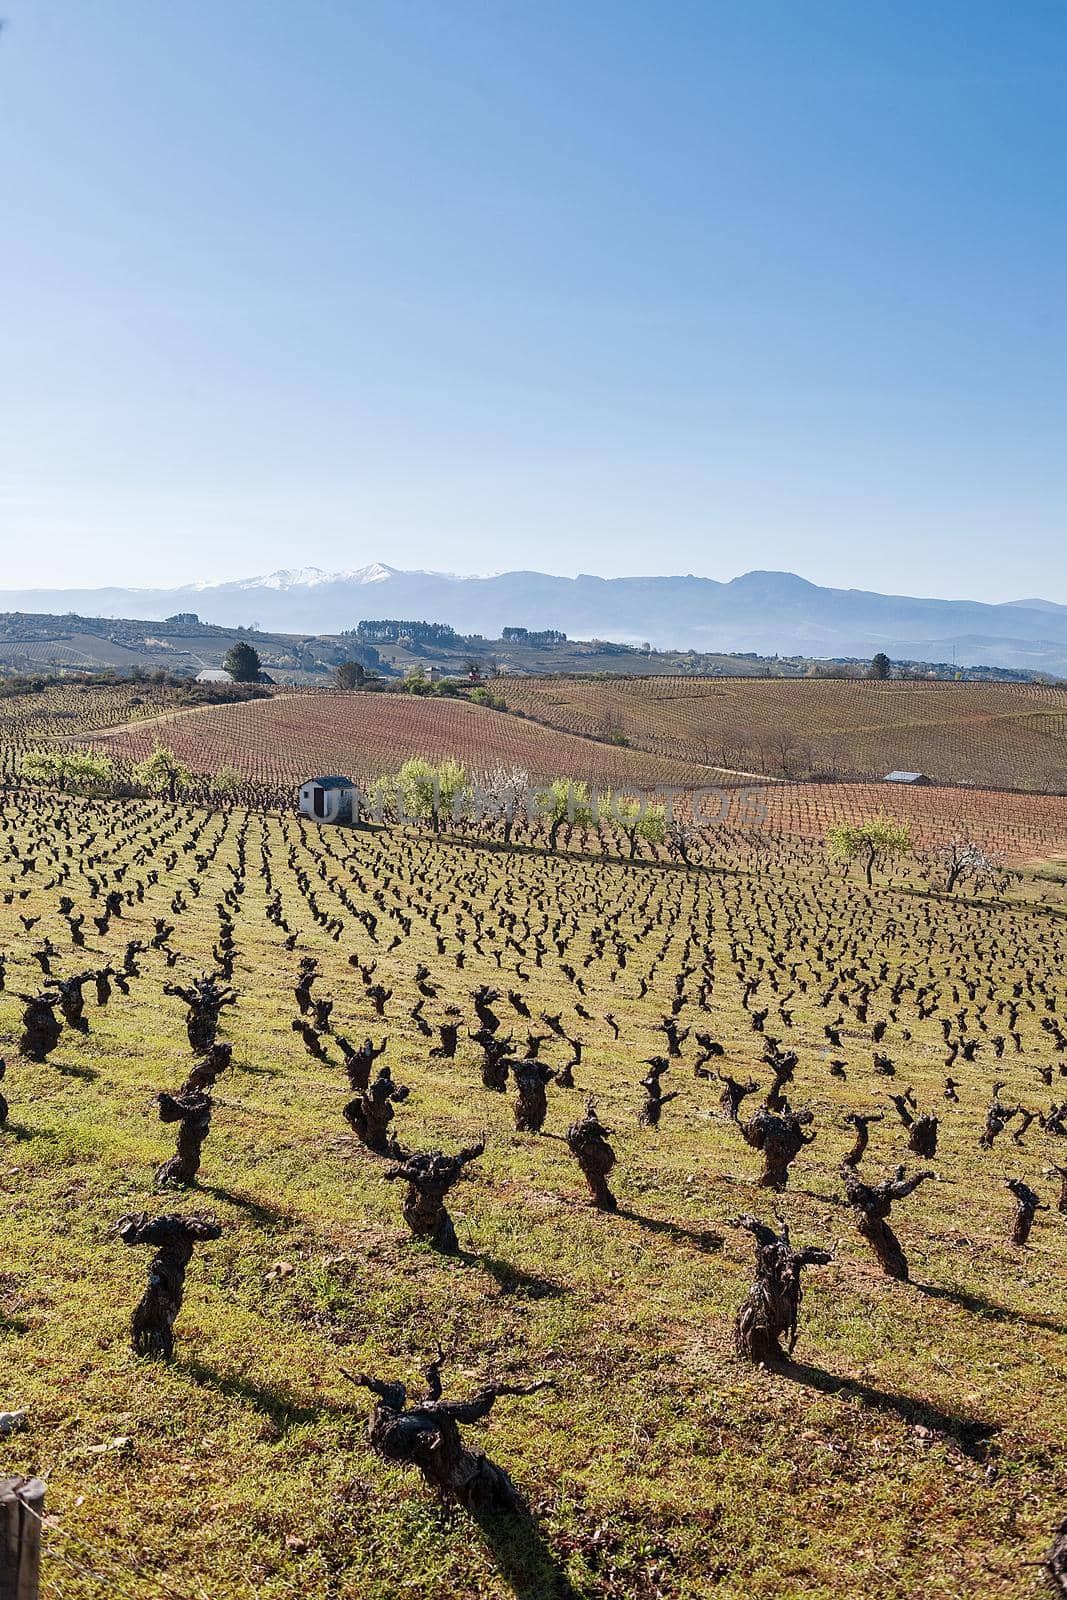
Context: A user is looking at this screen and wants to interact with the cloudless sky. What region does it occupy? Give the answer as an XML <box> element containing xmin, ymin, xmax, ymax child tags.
<box><xmin>1</xmin><ymin>0</ymin><xmax>1065</xmax><ymax>600</ymax></box>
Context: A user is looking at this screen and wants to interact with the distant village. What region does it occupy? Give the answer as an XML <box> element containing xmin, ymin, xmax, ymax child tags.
<box><xmin>0</xmin><ymin>607</ymin><xmax>1054</xmax><ymax>687</ymax></box>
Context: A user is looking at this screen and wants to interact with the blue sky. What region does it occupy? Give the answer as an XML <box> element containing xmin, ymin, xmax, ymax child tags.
<box><xmin>1</xmin><ymin>1</ymin><xmax>1064</xmax><ymax>600</ymax></box>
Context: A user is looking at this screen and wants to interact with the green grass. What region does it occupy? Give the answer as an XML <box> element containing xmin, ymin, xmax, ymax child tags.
<box><xmin>0</xmin><ymin>792</ymin><xmax>1064</xmax><ymax>1599</ymax></box>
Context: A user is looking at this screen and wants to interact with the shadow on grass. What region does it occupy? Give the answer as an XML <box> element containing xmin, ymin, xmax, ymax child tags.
<box><xmin>782</xmin><ymin>1359</ymin><xmax>999</xmax><ymax>1459</ymax></box>
<box><xmin>471</xmin><ymin>1503</ymin><xmax>579</xmax><ymax>1600</ymax></box>
<box><xmin>0</xmin><ymin>1121</ymin><xmax>36</xmax><ymax>1141</ymax></box>
<box><xmin>915</xmin><ymin>1280</ymin><xmax>1067</xmax><ymax>1337</ymax></box>
<box><xmin>461</xmin><ymin>1252</ymin><xmax>566</xmax><ymax>1301</ymax></box>
<box><xmin>179</xmin><ymin>1357</ymin><xmax>348</xmax><ymax>1430</ymax></box>
<box><xmin>52</xmin><ymin>1060</ymin><xmax>99</xmax><ymax>1082</ymax></box>
<box><xmin>616</xmin><ymin>1207</ymin><xmax>724</xmax><ymax>1253</ymax></box>
<box><xmin>197</xmin><ymin>1183</ymin><xmax>293</xmax><ymax>1226</ymax></box>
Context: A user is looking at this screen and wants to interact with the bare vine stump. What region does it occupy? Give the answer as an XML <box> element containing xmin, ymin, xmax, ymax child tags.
<box><xmin>638</xmin><ymin>1058</ymin><xmax>678</xmax><ymax>1128</ymax></box>
<box><xmin>908</xmin><ymin>1114</ymin><xmax>939</xmax><ymax>1158</ymax></box>
<box><xmin>430</xmin><ymin>1022</ymin><xmax>460</xmax><ymax>1059</ymax></box>
<box><xmin>842</xmin><ymin>1165</ymin><xmax>933</xmax><ymax>1281</ymax></box>
<box><xmin>1042</xmin><ymin>1516</ymin><xmax>1067</xmax><ymax>1596</ymax></box>
<box><xmin>155</xmin><ymin>1091</ymin><xmax>212</xmax><ymax>1187</ymax></box>
<box><xmin>183</xmin><ymin>1043</ymin><xmax>232</xmax><ymax>1094</ymax></box>
<box><xmin>116</xmin><ymin>1212</ymin><xmax>222</xmax><ymax>1359</ymax></box>
<box><xmin>164</xmin><ymin>975</ymin><xmax>236</xmax><ymax>1054</ymax></box>
<box><xmin>718</xmin><ymin>1073</ymin><xmax>758</xmax><ymax>1122</ymax></box>
<box><xmin>294</xmin><ymin>957</ymin><xmax>318</xmax><ymax>1013</ymax></box>
<box><xmin>344</xmin><ymin>1356</ymin><xmax>549</xmax><ymax>1511</ymax></box>
<box><xmin>311</xmin><ymin>997</ymin><xmax>334</xmax><ymax>1033</ymax></box>
<box><xmin>0</xmin><ymin>1061</ymin><xmax>7</xmax><ymax>1130</ymax></box>
<box><xmin>764</xmin><ymin>1046</ymin><xmax>798</xmax><ymax>1110</ymax></box>
<box><xmin>472</xmin><ymin>986</ymin><xmax>502</xmax><ymax>1033</ymax></box>
<box><xmin>566</xmin><ymin>1101</ymin><xmax>617</xmax><ymax>1210</ymax></box>
<box><xmin>56</xmin><ymin>973</ymin><xmax>90</xmax><ymax>1034</ymax></box>
<box><xmin>979</xmin><ymin>1086</ymin><xmax>1019</xmax><ymax>1150</ymax></box>
<box><xmin>512</xmin><ymin>1061</ymin><xmax>554</xmax><ymax>1133</ymax></box>
<box><xmin>337</xmin><ymin>1035</ymin><xmax>386</xmax><ymax>1092</ymax></box>
<box><xmin>732</xmin><ymin>1215</ymin><xmax>831</xmax><ymax>1364</ymax></box>
<box><xmin>1006</xmin><ymin>1178</ymin><xmax>1047</xmax><ymax>1244</ymax></box>
<box><xmin>344</xmin><ymin>1065</ymin><xmax>409</xmax><ymax>1155</ymax></box>
<box><xmin>17</xmin><ymin>995</ymin><xmax>61</xmax><ymax>1063</ymax></box>
<box><xmin>742</xmin><ymin>1105</ymin><xmax>815</xmax><ymax>1191</ymax></box>
<box><xmin>384</xmin><ymin>1144</ymin><xmax>484</xmax><ymax>1251</ymax></box>
<box><xmin>367</xmin><ymin>983</ymin><xmax>392</xmax><ymax>1017</ymax></box>
<box><xmin>0</xmin><ymin>1475</ymin><xmax>46</xmax><ymax>1600</ymax></box>
<box><xmin>472</xmin><ymin>1030</ymin><xmax>511</xmax><ymax>1093</ymax></box>
<box><xmin>291</xmin><ymin>1017</ymin><xmax>330</xmax><ymax>1061</ymax></box>
<box><xmin>842</xmin><ymin>1111</ymin><xmax>882</xmax><ymax>1168</ymax></box>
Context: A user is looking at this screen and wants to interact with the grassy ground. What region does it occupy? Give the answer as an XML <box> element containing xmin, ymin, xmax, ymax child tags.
<box><xmin>0</xmin><ymin>792</ymin><xmax>1064</xmax><ymax>1599</ymax></box>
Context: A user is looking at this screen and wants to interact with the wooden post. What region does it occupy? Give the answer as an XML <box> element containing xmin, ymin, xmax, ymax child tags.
<box><xmin>0</xmin><ymin>1477</ymin><xmax>45</xmax><ymax>1600</ymax></box>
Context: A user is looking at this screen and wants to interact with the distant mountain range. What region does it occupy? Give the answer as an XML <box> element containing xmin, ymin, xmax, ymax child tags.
<box><xmin>2</xmin><ymin>565</ymin><xmax>1067</xmax><ymax>675</ymax></box>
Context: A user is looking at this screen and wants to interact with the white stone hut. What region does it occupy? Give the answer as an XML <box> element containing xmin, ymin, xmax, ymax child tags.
<box><xmin>298</xmin><ymin>775</ymin><xmax>358</xmax><ymax>823</ymax></box>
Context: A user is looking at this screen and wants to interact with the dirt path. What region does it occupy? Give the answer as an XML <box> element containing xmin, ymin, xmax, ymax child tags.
<box><xmin>55</xmin><ymin>693</ymin><xmax>299</xmax><ymax>743</ymax></box>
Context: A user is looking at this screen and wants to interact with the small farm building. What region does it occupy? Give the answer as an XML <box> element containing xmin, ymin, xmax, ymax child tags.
<box><xmin>298</xmin><ymin>775</ymin><xmax>358</xmax><ymax>823</ymax></box>
<box><xmin>196</xmin><ymin>668</ymin><xmax>233</xmax><ymax>684</ymax></box>
<box><xmin>883</xmin><ymin>771</ymin><xmax>932</xmax><ymax>785</ymax></box>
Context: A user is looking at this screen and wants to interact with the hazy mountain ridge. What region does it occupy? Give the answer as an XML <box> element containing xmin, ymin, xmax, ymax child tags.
<box><xmin>2</xmin><ymin>566</ymin><xmax>1066</xmax><ymax>674</ymax></box>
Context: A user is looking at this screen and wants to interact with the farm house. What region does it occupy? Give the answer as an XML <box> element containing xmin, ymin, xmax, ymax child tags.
<box><xmin>883</xmin><ymin>770</ymin><xmax>932</xmax><ymax>785</ymax></box>
<box><xmin>298</xmin><ymin>774</ymin><xmax>358</xmax><ymax>822</ymax></box>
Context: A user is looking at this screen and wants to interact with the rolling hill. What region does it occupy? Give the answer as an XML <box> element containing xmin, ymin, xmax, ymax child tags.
<box><xmin>498</xmin><ymin>676</ymin><xmax>1067</xmax><ymax>793</ymax></box>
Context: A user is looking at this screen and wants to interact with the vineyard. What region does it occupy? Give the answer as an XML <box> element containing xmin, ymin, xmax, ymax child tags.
<box><xmin>0</xmin><ymin>680</ymin><xmax>270</xmax><ymax>782</ymax></box>
<box><xmin>498</xmin><ymin>677</ymin><xmax>1067</xmax><ymax>792</ymax></box>
<box><xmin>2</xmin><ymin>682</ymin><xmax>1067</xmax><ymax>866</ymax></box>
<box><xmin>0</xmin><ymin>783</ymin><xmax>1065</xmax><ymax>1599</ymax></box>
<box><xmin>0</xmin><ymin>681</ymin><xmax>180</xmax><ymax>757</ymax></box>
<box><xmin>748</xmin><ymin>782</ymin><xmax>1067</xmax><ymax>863</ymax></box>
<box><xmin>84</xmin><ymin>690</ymin><xmax>737</xmax><ymax>793</ymax></box>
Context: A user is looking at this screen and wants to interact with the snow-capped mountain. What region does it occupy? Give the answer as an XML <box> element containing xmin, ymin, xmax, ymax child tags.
<box><xmin>1</xmin><ymin>566</ymin><xmax>1067</xmax><ymax>673</ymax></box>
<box><xmin>196</xmin><ymin>563</ymin><xmax>398</xmax><ymax>592</ymax></box>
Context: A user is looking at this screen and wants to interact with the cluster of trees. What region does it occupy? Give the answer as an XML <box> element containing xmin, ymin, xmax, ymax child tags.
<box><xmin>18</xmin><ymin>744</ymin><xmax>242</xmax><ymax>803</ymax></box>
<box><xmin>18</xmin><ymin>748</ymin><xmax>115</xmax><ymax>793</ymax></box>
<box><xmin>826</xmin><ymin>814</ymin><xmax>1008</xmax><ymax>893</ymax></box>
<box><xmin>395</xmin><ymin>666</ymin><xmax>507</xmax><ymax>708</ymax></box>
<box><xmin>364</xmin><ymin>761</ymin><xmax>669</xmax><ymax>855</ymax></box>
<box><xmin>331</xmin><ymin>659</ymin><xmax>507</xmax><ymax>706</ymax></box>
<box><xmin>501</xmin><ymin>627</ymin><xmax>567</xmax><ymax>646</ymax></box>
<box><xmin>335</xmin><ymin>660</ymin><xmax>379</xmax><ymax>690</ymax></box>
<box><xmin>355</xmin><ymin>620</ymin><xmax>460</xmax><ymax>646</ymax></box>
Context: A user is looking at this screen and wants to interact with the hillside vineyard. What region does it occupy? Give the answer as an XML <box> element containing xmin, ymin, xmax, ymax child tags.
<box><xmin>500</xmin><ymin>677</ymin><xmax>1067</xmax><ymax>792</ymax></box>
<box><xmin>1</xmin><ymin>783</ymin><xmax>1064</xmax><ymax>1598</ymax></box>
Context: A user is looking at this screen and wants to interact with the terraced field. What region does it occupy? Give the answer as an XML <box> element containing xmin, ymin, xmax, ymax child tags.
<box><xmin>499</xmin><ymin>678</ymin><xmax>1067</xmax><ymax>792</ymax></box>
